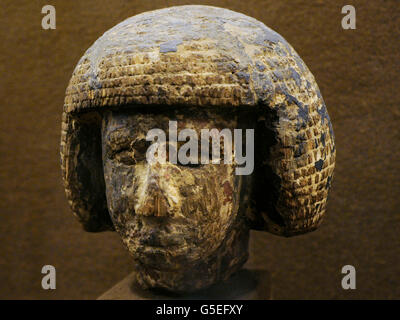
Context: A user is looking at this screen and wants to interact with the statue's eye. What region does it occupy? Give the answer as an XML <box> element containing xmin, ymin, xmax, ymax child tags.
<box><xmin>174</xmin><ymin>141</ymin><xmax>203</xmax><ymax>168</ymax></box>
<box><xmin>107</xmin><ymin>141</ymin><xmax>142</xmax><ymax>166</ymax></box>
<box><xmin>132</xmin><ymin>140</ymin><xmax>151</xmax><ymax>155</ymax></box>
<box><xmin>114</xmin><ymin>149</ymin><xmax>136</xmax><ymax>166</ymax></box>
<box><xmin>114</xmin><ymin>140</ymin><xmax>151</xmax><ymax>165</ymax></box>
<box><xmin>131</xmin><ymin>140</ymin><xmax>151</xmax><ymax>162</ymax></box>
<box><xmin>177</xmin><ymin>160</ymin><xmax>202</xmax><ymax>168</ymax></box>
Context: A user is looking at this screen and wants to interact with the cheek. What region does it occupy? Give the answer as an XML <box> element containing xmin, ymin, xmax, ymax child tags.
<box><xmin>179</xmin><ymin>165</ymin><xmax>238</xmax><ymax>233</ymax></box>
<box><xmin>104</xmin><ymin>161</ymin><xmax>136</xmax><ymax>217</ymax></box>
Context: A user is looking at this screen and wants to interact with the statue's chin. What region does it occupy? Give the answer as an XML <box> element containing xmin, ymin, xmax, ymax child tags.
<box><xmin>132</xmin><ymin>253</ymin><xmax>248</xmax><ymax>293</ymax></box>
<box><xmin>129</xmin><ymin>245</ymin><xmax>206</xmax><ymax>273</ymax></box>
<box><xmin>133</xmin><ymin>262</ymin><xmax>215</xmax><ymax>293</ymax></box>
<box><xmin>128</xmin><ymin>233</ymin><xmax>250</xmax><ymax>293</ymax></box>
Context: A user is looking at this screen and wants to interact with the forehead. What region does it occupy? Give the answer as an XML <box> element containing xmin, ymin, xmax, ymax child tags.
<box><xmin>102</xmin><ymin>106</ymin><xmax>253</xmax><ymax>137</ymax></box>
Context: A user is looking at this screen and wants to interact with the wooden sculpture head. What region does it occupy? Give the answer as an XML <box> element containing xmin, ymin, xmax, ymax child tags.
<box><xmin>101</xmin><ymin>107</ymin><xmax>255</xmax><ymax>291</ymax></box>
<box><xmin>61</xmin><ymin>5</ymin><xmax>336</xmax><ymax>292</ymax></box>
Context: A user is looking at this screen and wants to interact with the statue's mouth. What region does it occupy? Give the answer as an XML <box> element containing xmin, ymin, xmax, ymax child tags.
<box><xmin>130</xmin><ymin>229</ymin><xmax>193</xmax><ymax>272</ymax></box>
<box><xmin>137</xmin><ymin>229</ymin><xmax>184</xmax><ymax>248</ymax></box>
<box><xmin>122</xmin><ymin>215</ymin><xmax>189</xmax><ymax>250</ymax></box>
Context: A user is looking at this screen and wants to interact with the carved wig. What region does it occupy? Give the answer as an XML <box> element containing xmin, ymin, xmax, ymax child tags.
<box><xmin>61</xmin><ymin>5</ymin><xmax>335</xmax><ymax>236</ymax></box>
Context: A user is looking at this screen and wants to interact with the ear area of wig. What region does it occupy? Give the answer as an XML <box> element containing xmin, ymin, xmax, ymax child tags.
<box><xmin>258</xmin><ymin>211</ymin><xmax>322</xmax><ymax>237</ymax></box>
<box><xmin>60</xmin><ymin>111</ymin><xmax>115</xmax><ymax>232</ymax></box>
<box><xmin>247</xmin><ymin>197</ymin><xmax>325</xmax><ymax>237</ymax></box>
<box><xmin>248</xmin><ymin>102</ymin><xmax>336</xmax><ymax>237</ymax></box>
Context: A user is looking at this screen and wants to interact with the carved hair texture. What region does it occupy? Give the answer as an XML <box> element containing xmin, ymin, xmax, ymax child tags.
<box><xmin>61</xmin><ymin>5</ymin><xmax>335</xmax><ymax>235</ymax></box>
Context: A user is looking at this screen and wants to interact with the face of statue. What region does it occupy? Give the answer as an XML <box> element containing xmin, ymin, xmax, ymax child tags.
<box><xmin>101</xmin><ymin>107</ymin><xmax>253</xmax><ymax>289</ymax></box>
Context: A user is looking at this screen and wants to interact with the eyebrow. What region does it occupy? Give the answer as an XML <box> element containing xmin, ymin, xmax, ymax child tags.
<box><xmin>106</xmin><ymin>128</ymin><xmax>131</xmax><ymax>141</ymax></box>
<box><xmin>105</xmin><ymin>129</ymin><xmax>133</xmax><ymax>155</ymax></box>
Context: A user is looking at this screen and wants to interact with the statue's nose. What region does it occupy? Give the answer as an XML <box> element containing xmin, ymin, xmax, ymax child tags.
<box><xmin>135</xmin><ymin>191</ymin><xmax>170</xmax><ymax>217</ymax></box>
<box><xmin>134</xmin><ymin>176</ymin><xmax>171</xmax><ymax>217</ymax></box>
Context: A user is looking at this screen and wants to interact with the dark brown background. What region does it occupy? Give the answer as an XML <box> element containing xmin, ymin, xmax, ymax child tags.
<box><xmin>0</xmin><ymin>0</ymin><xmax>399</xmax><ymax>299</ymax></box>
